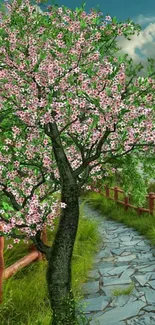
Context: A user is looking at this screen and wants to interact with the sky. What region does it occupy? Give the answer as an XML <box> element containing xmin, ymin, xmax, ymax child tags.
<box><xmin>1</xmin><ymin>0</ymin><xmax>155</xmax><ymax>77</ymax></box>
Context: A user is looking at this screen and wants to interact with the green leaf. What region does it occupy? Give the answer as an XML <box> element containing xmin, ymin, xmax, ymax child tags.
<box><xmin>92</xmin><ymin>17</ymin><xmax>101</xmax><ymax>25</ymax></box>
<box><xmin>89</xmin><ymin>115</ymin><xmax>99</xmax><ymax>130</ymax></box>
<box><xmin>112</xmin><ymin>17</ymin><xmax>118</xmax><ymax>24</ymax></box>
<box><xmin>2</xmin><ymin>202</ymin><xmax>14</xmax><ymax>211</ymax></box>
<box><xmin>105</xmin><ymin>87</ymin><xmax>111</xmax><ymax>96</ymax></box>
<box><xmin>80</xmin><ymin>20</ymin><xmax>87</xmax><ymax>28</ymax></box>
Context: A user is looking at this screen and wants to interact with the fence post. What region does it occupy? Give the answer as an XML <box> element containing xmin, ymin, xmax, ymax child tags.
<box><xmin>0</xmin><ymin>224</ymin><xmax>4</xmax><ymax>303</ymax></box>
<box><xmin>105</xmin><ymin>185</ymin><xmax>110</xmax><ymax>197</ymax></box>
<box><xmin>124</xmin><ymin>196</ymin><xmax>129</xmax><ymax>211</ymax></box>
<box><xmin>114</xmin><ymin>186</ymin><xmax>118</xmax><ymax>202</ymax></box>
<box><xmin>137</xmin><ymin>207</ymin><xmax>142</xmax><ymax>216</ymax></box>
<box><xmin>149</xmin><ymin>192</ymin><xmax>155</xmax><ymax>215</ymax></box>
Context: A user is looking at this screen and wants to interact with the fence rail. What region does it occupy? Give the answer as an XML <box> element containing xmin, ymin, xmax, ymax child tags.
<box><xmin>90</xmin><ymin>184</ymin><xmax>155</xmax><ymax>215</ymax></box>
<box><xmin>0</xmin><ymin>224</ymin><xmax>47</xmax><ymax>303</ymax></box>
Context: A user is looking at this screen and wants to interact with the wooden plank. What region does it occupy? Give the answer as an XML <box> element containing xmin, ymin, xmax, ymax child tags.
<box><xmin>3</xmin><ymin>251</ymin><xmax>41</xmax><ymax>280</ymax></box>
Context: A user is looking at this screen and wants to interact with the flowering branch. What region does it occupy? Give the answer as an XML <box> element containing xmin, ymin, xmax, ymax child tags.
<box><xmin>59</xmin><ymin>118</ymin><xmax>78</xmax><ymax>135</ymax></box>
<box><xmin>73</xmin><ymin>127</ymin><xmax>111</xmax><ymax>177</ymax></box>
<box><xmin>67</xmin><ymin>132</ymin><xmax>85</xmax><ymax>162</ymax></box>
<box><xmin>22</xmin><ymin>175</ymin><xmax>45</xmax><ymax>208</ymax></box>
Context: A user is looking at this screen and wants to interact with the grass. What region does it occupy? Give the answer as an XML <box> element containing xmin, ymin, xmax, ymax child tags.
<box><xmin>112</xmin><ymin>283</ymin><xmax>135</xmax><ymax>297</ymax></box>
<box><xmin>0</xmin><ymin>195</ymin><xmax>102</xmax><ymax>325</ymax></box>
<box><xmin>81</xmin><ymin>189</ymin><xmax>155</xmax><ymax>246</ymax></box>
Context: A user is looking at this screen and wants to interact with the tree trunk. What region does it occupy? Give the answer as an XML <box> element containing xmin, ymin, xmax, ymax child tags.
<box><xmin>46</xmin><ymin>183</ymin><xmax>79</xmax><ymax>325</ymax></box>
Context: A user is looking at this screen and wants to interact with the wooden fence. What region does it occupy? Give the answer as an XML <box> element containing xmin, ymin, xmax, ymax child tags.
<box><xmin>89</xmin><ymin>184</ymin><xmax>155</xmax><ymax>215</ymax></box>
<box><xmin>0</xmin><ymin>224</ymin><xmax>47</xmax><ymax>303</ymax></box>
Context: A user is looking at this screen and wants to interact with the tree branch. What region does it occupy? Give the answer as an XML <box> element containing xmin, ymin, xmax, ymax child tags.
<box><xmin>0</xmin><ymin>213</ymin><xmax>33</xmax><ymax>229</ymax></box>
<box><xmin>59</xmin><ymin>118</ymin><xmax>78</xmax><ymax>135</ymax></box>
<box><xmin>87</xmin><ymin>139</ymin><xmax>99</xmax><ymax>159</ymax></box>
<box><xmin>22</xmin><ymin>175</ymin><xmax>46</xmax><ymax>208</ymax></box>
<box><xmin>73</xmin><ymin>127</ymin><xmax>111</xmax><ymax>177</ymax></box>
<box><xmin>67</xmin><ymin>132</ymin><xmax>85</xmax><ymax>162</ymax></box>
<box><xmin>39</xmin><ymin>183</ymin><xmax>60</xmax><ymax>202</ymax></box>
<box><xmin>0</xmin><ymin>182</ymin><xmax>21</xmax><ymax>211</ymax></box>
<box><xmin>1</xmin><ymin>232</ymin><xmax>27</xmax><ymax>240</ymax></box>
<box><xmin>121</xmin><ymin>69</ymin><xmax>155</xmax><ymax>101</ymax></box>
<box><xmin>121</xmin><ymin>75</ymin><xmax>135</xmax><ymax>100</ymax></box>
<box><xmin>128</xmin><ymin>142</ymin><xmax>155</xmax><ymax>147</ymax></box>
<box><xmin>30</xmin><ymin>230</ymin><xmax>51</xmax><ymax>261</ymax></box>
<box><xmin>77</xmin><ymin>165</ymin><xmax>91</xmax><ymax>192</ymax></box>
<box><xmin>103</xmin><ymin>145</ymin><xmax>135</xmax><ymax>163</ymax></box>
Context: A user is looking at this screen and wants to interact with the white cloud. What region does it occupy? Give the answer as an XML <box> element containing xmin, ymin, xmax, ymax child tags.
<box><xmin>133</xmin><ymin>14</ymin><xmax>155</xmax><ymax>26</ymax></box>
<box><xmin>115</xmin><ymin>22</ymin><xmax>155</xmax><ymax>77</ymax></box>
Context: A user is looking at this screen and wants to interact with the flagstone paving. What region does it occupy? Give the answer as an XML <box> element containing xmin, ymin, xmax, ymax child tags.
<box><xmin>76</xmin><ymin>199</ymin><xmax>155</xmax><ymax>325</ymax></box>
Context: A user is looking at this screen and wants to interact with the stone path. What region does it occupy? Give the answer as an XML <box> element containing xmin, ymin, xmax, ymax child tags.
<box><xmin>77</xmin><ymin>199</ymin><xmax>155</xmax><ymax>325</ymax></box>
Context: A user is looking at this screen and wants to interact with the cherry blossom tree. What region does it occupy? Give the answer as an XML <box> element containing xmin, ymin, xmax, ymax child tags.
<box><xmin>0</xmin><ymin>0</ymin><xmax>155</xmax><ymax>323</ymax></box>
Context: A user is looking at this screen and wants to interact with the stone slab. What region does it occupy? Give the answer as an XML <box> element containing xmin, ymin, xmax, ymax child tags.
<box><xmin>138</xmin><ymin>265</ymin><xmax>155</xmax><ymax>272</ymax></box>
<box><xmin>111</xmin><ymin>249</ymin><xmax>125</xmax><ymax>255</ymax></box>
<box><xmin>120</xmin><ymin>236</ymin><xmax>132</xmax><ymax>241</ymax></box>
<box><xmin>120</xmin><ymin>268</ymin><xmax>135</xmax><ymax>279</ymax></box>
<box><xmin>104</xmin><ymin>277</ymin><xmax>132</xmax><ymax>286</ymax></box>
<box><xmin>141</xmin><ymin>287</ymin><xmax>155</xmax><ymax>304</ymax></box>
<box><xmin>100</xmin><ymin>256</ymin><xmax>117</xmax><ymax>262</ymax></box>
<box><xmin>133</xmin><ymin>273</ymin><xmax>152</xmax><ymax>286</ymax></box>
<box><xmin>121</xmin><ymin>252</ymin><xmax>132</xmax><ymax>256</ymax></box>
<box><xmin>103</xmin><ymin>284</ymin><xmax>133</xmax><ymax>297</ymax></box>
<box><xmin>111</xmin><ymin>295</ymin><xmax>133</xmax><ymax>307</ymax></box>
<box><xmin>96</xmin><ymin>250</ymin><xmax>112</xmax><ymax>259</ymax></box>
<box><xmin>80</xmin><ymin>295</ymin><xmax>109</xmax><ymax>312</ymax></box>
<box><xmin>95</xmin><ymin>262</ymin><xmax>116</xmax><ymax>269</ymax></box>
<box><xmin>116</xmin><ymin>255</ymin><xmax>136</xmax><ymax>262</ymax></box>
<box><xmin>136</xmin><ymin>253</ymin><xmax>154</xmax><ymax>259</ymax></box>
<box><xmin>128</xmin><ymin>315</ymin><xmax>155</xmax><ymax>325</ymax></box>
<box><xmin>89</xmin><ymin>301</ymin><xmax>146</xmax><ymax>325</ymax></box>
<box><xmin>149</xmin><ymin>257</ymin><xmax>155</xmax><ymax>261</ymax></box>
<box><xmin>148</xmin><ymin>280</ymin><xmax>155</xmax><ymax>289</ymax></box>
<box><xmin>108</xmin><ymin>265</ymin><xmax>129</xmax><ymax>276</ymax></box>
<box><xmin>82</xmin><ymin>281</ymin><xmax>99</xmax><ymax>294</ymax></box>
<box><xmin>105</xmin><ymin>243</ymin><xmax>120</xmax><ymax>248</ymax></box>
<box><xmin>120</xmin><ymin>240</ymin><xmax>141</xmax><ymax>246</ymax></box>
<box><xmin>143</xmin><ymin>305</ymin><xmax>155</xmax><ymax>312</ymax></box>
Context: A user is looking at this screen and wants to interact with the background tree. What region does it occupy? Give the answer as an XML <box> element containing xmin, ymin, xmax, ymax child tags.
<box><xmin>0</xmin><ymin>0</ymin><xmax>155</xmax><ymax>324</ymax></box>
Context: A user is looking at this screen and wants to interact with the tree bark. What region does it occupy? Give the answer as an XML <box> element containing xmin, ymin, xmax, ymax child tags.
<box><xmin>44</xmin><ymin>121</ymin><xmax>81</xmax><ymax>324</ymax></box>
<box><xmin>46</xmin><ymin>182</ymin><xmax>79</xmax><ymax>325</ymax></box>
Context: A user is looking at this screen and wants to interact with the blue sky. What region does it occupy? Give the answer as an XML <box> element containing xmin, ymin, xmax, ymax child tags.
<box><xmin>1</xmin><ymin>0</ymin><xmax>155</xmax><ymax>76</ymax></box>
<box><xmin>38</xmin><ymin>0</ymin><xmax>155</xmax><ymax>26</ymax></box>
